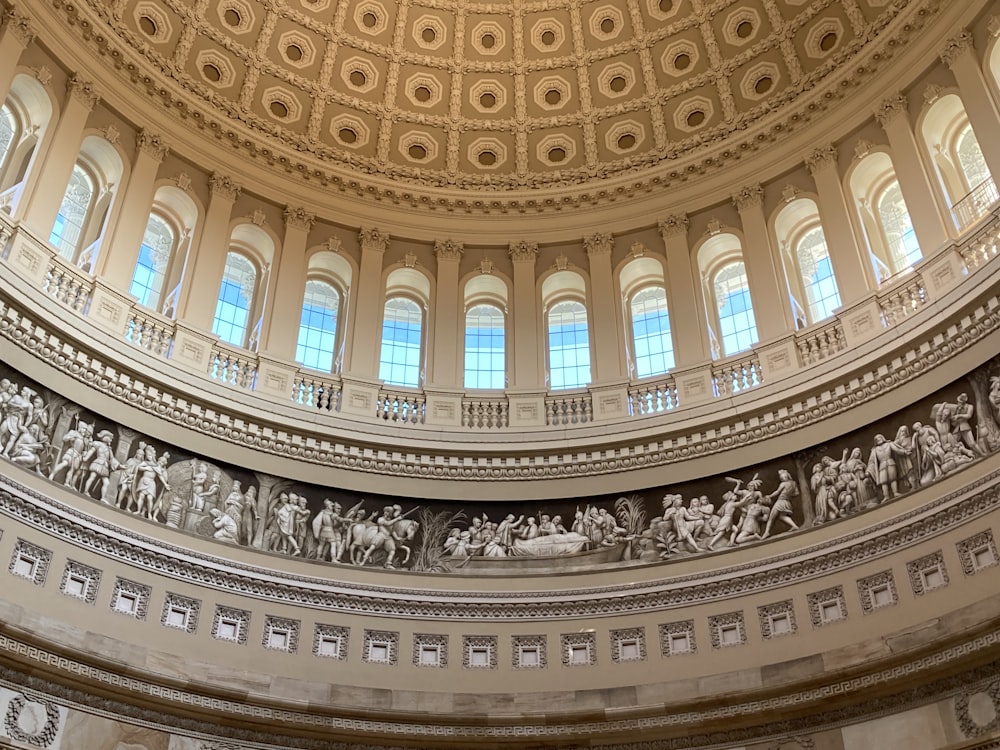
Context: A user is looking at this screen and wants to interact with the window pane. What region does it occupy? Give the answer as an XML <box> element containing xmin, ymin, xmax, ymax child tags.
<box><xmin>295</xmin><ymin>280</ymin><xmax>340</xmax><ymax>372</ymax></box>
<box><xmin>714</xmin><ymin>262</ymin><xmax>758</xmax><ymax>357</ymax></box>
<box><xmin>548</xmin><ymin>300</ymin><xmax>591</xmax><ymax>390</ymax></box>
<box><xmin>796</xmin><ymin>228</ymin><xmax>841</xmax><ymax>323</ymax></box>
<box><xmin>129</xmin><ymin>215</ymin><xmax>174</xmax><ymax>310</ymax></box>
<box><xmin>212</xmin><ymin>252</ymin><xmax>256</xmax><ymax>347</ymax></box>
<box><xmin>49</xmin><ymin>165</ymin><xmax>93</xmax><ymax>260</ymax></box>
<box><xmin>956</xmin><ymin>127</ymin><xmax>991</xmax><ymax>192</ymax></box>
<box><xmin>630</xmin><ymin>286</ymin><xmax>674</xmax><ymax>378</ymax></box>
<box><xmin>379</xmin><ymin>297</ymin><xmax>423</xmax><ymax>388</ymax></box>
<box><xmin>0</xmin><ymin>105</ymin><xmax>16</xmax><ymax>179</ymax></box>
<box><xmin>878</xmin><ymin>182</ymin><xmax>921</xmax><ymax>271</ymax></box>
<box><xmin>464</xmin><ymin>303</ymin><xmax>506</xmax><ymax>389</ymax></box>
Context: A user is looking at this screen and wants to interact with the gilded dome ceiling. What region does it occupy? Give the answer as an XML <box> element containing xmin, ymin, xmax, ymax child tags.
<box><xmin>75</xmin><ymin>0</ymin><xmax>921</xmax><ymax>196</ymax></box>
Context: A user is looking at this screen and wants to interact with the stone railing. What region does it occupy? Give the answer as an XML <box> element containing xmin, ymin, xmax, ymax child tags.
<box><xmin>953</xmin><ymin>176</ymin><xmax>1000</xmax><ymax>230</ymax></box>
<box><xmin>0</xmin><ymin>206</ymin><xmax>998</xmax><ymax>436</ymax></box>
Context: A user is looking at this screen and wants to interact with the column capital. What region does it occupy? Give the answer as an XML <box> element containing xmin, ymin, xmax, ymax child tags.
<box><xmin>67</xmin><ymin>74</ymin><xmax>100</xmax><ymax>110</ymax></box>
<box><xmin>940</xmin><ymin>30</ymin><xmax>974</xmax><ymax>68</ymax></box>
<box><xmin>136</xmin><ymin>129</ymin><xmax>169</xmax><ymax>161</ymax></box>
<box><xmin>658</xmin><ymin>214</ymin><xmax>689</xmax><ymax>239</ymax></box>
<box><xmin>508</xmin><ymin>240</ymin><xmax>538</xmax><ymax>262</ymax></box>
<box><xmin>283</xmin><ymin>206</ymin><xmax>315</xmax><ymax>232</ymax></box>
<box><xmin>874</xmin><ymin>92</ymin><xmax>908</xmax><ymax>128</ymax></box>
<box><xmin>2</xmin><ymin>8</ymin><xmax>34</xmax><ymax>46</ymax></box>
<box><xmin>732</xmin><ymin>184</ymin><xmax>764</xmax><ymax>212</ymax></box>
<box><xmin>805</xmin><ymin>144</ymin><xmax>838</xmax><ymax>175</ymax></box>
<box><xmin>359</xmin><ymin>226</ymin><xmax>389</xmax><ymax>253</ymax></box>
<box><xmin>209</xmin><ymin>172</ymin><xmax>242</xmax><ymax>201</ymax></box>
<box><xmin>584</xmin><ymin>232</ymin><xmax>613</xmax><ymax>257</ymax></box>
<box><xmin>433</xmin><ymin>239</ymin><xmax>464</xmax><ymax>261</ymax></box>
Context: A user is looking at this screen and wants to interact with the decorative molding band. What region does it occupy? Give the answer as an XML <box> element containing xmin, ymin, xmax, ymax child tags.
<box><xmin>0</xmin><ymin>621</ymin><xmax>997</xmax><ymax>747</ymax></box>
<box><xmin>3</xmin><ymin>258</ymin><xmax>998</xmax><ymax>483</ymax></box>
<box><xmin>1</xmin><ymin>457</ymin><xmax>997</xmax><ymax>620</ymax></box>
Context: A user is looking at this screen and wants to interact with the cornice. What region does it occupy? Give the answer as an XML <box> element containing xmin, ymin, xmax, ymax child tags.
<box><xmin>21</xmin><ymin>0</ymin><xmax>974</xmax><ymax>235</ymax></box>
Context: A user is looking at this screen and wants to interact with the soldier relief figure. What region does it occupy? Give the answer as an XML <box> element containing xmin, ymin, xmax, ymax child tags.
<box><xmin>1</xmin><ymin>361</ymin><xmax>1000</xmax><ymax>573</ymax></box>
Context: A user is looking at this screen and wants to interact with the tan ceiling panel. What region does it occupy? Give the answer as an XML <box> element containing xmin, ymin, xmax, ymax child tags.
<box><xmin>404</xmin><ymin>9</ymin><xmax>455</xmax><ymax>58</ymax></box>
<box><xmin>186</xmin><ymin>36</ymin><xmax>248</xmax><ymax>95</ymax></box>
<box><xmin>595</xmin><ymin>112</ymin><xmax>656</xmax><ymax>161</ymax></box>
<box><xmin>125</xmin><ymin>0</ymin><xmax>185</xmax><ymax>52</ymax></box>
<box><xmin>392</xmin><ymin>122</ymin><xmax>449</xmax><ymax>170</ymax></box>
<box><xmin>466</xmin><ymin>15</ymin><xmax>515</xmax><ymax>62</ymax></box>
<box><xmin>729</xmin><ymin>49</ymin><xmax>788</xmax><ymax>109</ymax></box>
<box><xmin>322</xmin><ymin>103</ymin><xmax>380</xmax><ymax>158</ymax></box>
<box><xmin>460</xmin><ymin>131</ymin><xmax>517</xmax><ymax>173</ymax></box>
<box><xmin>252</xmin><ymin>74</ymin><xmax>313</xmax><ymax>135</ymax></box>
<box><xmin>588</xmin><ymin>53</ymin><xmax>646</xmax><ymax>108</ymax></box>
<box><xmin>580</xmin><ymin>0</ymin><xmax>635</xmax><ymax>51</ymax></box>
<box><xmin>523</xmin><ymin>11</ymin><xmax>574</xmax><ymax>62</ymax></box>
<box><xmin>527</xmin><ymin>126</ymin><xmax>586</xmax><ymax>172</ymax></box>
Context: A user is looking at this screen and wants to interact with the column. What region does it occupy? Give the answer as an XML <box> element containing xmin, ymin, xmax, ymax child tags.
<box><xmin>658</xmin><ymin>215</ymin><xmax>707</xmax><ymax>366</ymax></box>
<box><xmin>733</xmin><ymin>185</ymin><xmax>794</xmax><ymax>341</ymax></box>
<box><xmin>343</xmin><ymin>227</ymin><xmax>388</xmax><ymax>377</ymax></box>
<box><xmin>96</xmin><ymin>129</ymin><xmax>168</xmax><ymax>284</ymax></box>
<box><xmin>941</xmin><ymin>31</ymin><xmax>1000</xmax><ymax>182</ymax></box>
<box><xmin>0</xmin><ymin>9</ymin><xmax>34</xmax><ymax>106</ymax></box>
<box><xmin>875</xmin><ymin>93</ymin><xmax>950</xmax><ymax>252</ymax></box>
<box><xmin>259</xmin><ymin>206</ymin><xmax>313</xmax><ymax>360</ymax></box>
<box><xmin>18</xmin><ymin>76</ymin><xmax>99</xmax><ymax>234</ymax></box>
<box><xmin>429</xmin><ymin>239</ymin><xmax>463</xmax><ymax>387</ymax></box>
<box><xmin>508</xmin><ymin>240</ymin><xmax>540</xmax><ymax>388</ymax></box>
<box><xmin>175</xmin><ymin>173</ymin><xmax>241</xmax><ymax>329</ymax></box>
<box><xmin>584</xmin><ymin>233</ymin><xmax>624</xmax><ymax>382</ymax></box>
<box><xmin>805</xmin><ymin>144</ymin><xmax>875</xmax><ymax>302</ymax></box>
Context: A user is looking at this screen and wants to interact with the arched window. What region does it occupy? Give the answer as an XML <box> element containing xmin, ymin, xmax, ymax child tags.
<box><xmin>212</xmin><ymin>252</ymin><xmax>257</xmax><ymax>347</ymax></box>
<box><xmin>630</xmin><ymin>286</ymin><xmax>674</xmax><ymax>378</ymax></box>
<box><xmin>956</xmin><ymin>127</ymin><xmax>991</xmax><ymax>193</ymax></box>
<box><xmin>877</xmin><ymin>181</ymin><xmax>921</xmax><ymax>270</ymax></box>
<box><xmin>128</xmin><ymin>214</ymin><xmax>174</xmax><ymax>310</ymax></box>
<box><xmin>547</xmin><ymin>299</ymin><xmax>591</xmax><ymax>390</ymax></box>
<box><xmin>464</xmin><ymin>303</ymin><xmax>506</xmax><ymax>389</ymax></box>
<box><xmin>714</xmin><ymin>261</ymin><xmax>758</xmax><ymax>357</ymax></box>
<box><xmin>0</xmin><ymin>105</ymin><xmax>18</xmax><ymax>178</ymax></box>
<box><xmin>796</xmin><ymin>228</ymin><xmax>841</xmax><ymax>323</ymax></box>
<box><xmin>296</xmin><ymin>279</ymin><xmax>340</xmax><ymax>372</ymax></box>
<box><xmin>49</xmin><ymin>164</ymin><xmax>94</xmax><ymax>260</ymax></box>
<box><xmin>379</xmin><ymin>297</ymin><xmax>423</xmax><ymax>388</ymax></box>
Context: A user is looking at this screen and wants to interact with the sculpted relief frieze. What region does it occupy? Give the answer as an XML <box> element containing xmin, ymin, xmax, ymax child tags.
<box><xmin>2</xmin><ymin>355</ymin><xmax>998</xmax><ymax>576</ymax></box>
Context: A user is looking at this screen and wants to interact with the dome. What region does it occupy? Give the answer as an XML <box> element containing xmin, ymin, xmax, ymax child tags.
<box><xmin>1</xmin><ymin>0</ymin><xmax>1000</xmax><ymax>748</ymax></box>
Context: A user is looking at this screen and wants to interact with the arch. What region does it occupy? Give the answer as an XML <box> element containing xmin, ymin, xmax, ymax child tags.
<box><xmin>541</xmin><ymin>269</ymin><xmax>591</xmax><ymax>390</ymax></box>
<box><xmin>695</xmin><ymin>232</ymin><xmax>758</xmax><ymax>358</ymax></box>
<box><xmin>211</xmin><ymin>223</ymin><xmax>275</xmax><ymax>349</ymax></box>
<box><xmin>0</xmin><ymin>73</ymin><xmax>56</xmax><ymax>205</ymax></box>
<box><xmin>847</xmin><ymin>150</ymin><xmax>920</xmax><ymax>280</ymax></box>
<box><xmin>377</xmin><ymin>267</ymin><xmax>431</xmax><ymax>388</ymax></box>
<box><xmin>463</xmin><ymin>273</ymin><xmax>509</xmax><ymax>390</ymax></box>
<box><xmin>919</xmin><ymin>92</ymin><xmax>996</xmax><ymax>229</ymax></box>
<box><xmin>773</xmin><ymin>197</ymin><xmax>841</xmax><ymax>325</ymax></box>
<box><xmin>129</xmin><ymin>184</ymin><xmax>201</xmax><ymax>316</ymax></box>
<box><xmin>295</xmin><ymin>250</ymin><xmax>353</xmax><ymax>373</ymax></box>
<box><xmin>619</xmin><ymin>256</ymin><xmax>674</xmax><ymax>379</ymax></box>
<box><xmin>49</xmin><ymin>134</ymin><xmax>126</xmax><ymax>269</ymax></box>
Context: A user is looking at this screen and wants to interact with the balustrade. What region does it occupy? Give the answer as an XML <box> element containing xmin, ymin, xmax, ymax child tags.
<box><xmin>209</xmin><ymin>342</ymin><xmax>258</xmax><ymax>390</ymax></box>
<box><xmin>377</xmin><ymin>389</ymin><xmax>426</xmax><ymax>425</ymax></box>
<box><xmin>952</xmin><ymin>176</ymin><xmax>1000</xmax><ymax>230</ymax></box>
<box><xmin>43</xmin><ymin>254</ymin><xmax>93</xmax><ymax>313</ymax></box>
<box><xmin>546</xmin><ymin>392</ymin><xmax>592</xmax><ymax>426</ymax></box>
<box><xmin>462</xmin><ymin>395</ymin><xmax>508</xmax><ymax>429</ymax></box>
<box><xmin>795</xmin><ymin>321</ymin><xmax>846</xmax><ymax>366</ymax></box>
<box><xmin>1</xmin><ymin>201</ymin><xmax>998</xmax><ymax>435</ymax></box>
<box><xmin>293</xmin><ymin>372</ymin><xmax>341</xmax><ymax>411</ymax></box>
<box><xmin>712</xmin><ymin>354</ymin><xmax>762</xmax><ymax>397</ymax></box>
<box><xmin>628</xmin><ymin>377</ymin><xmax>678</xmax><ymax>415</ymax></box>
<box><xmin>125</xmin><ymin>307</ymin><xmax>174</xmax><ymax>357</ymax></box>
